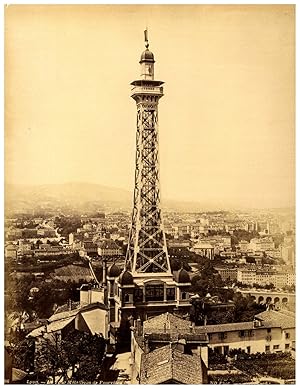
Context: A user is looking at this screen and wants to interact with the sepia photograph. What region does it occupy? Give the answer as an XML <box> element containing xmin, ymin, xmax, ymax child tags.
<box><xmin>4</xmin><ymin>4</ymin><xmax>295</xmax><ymax>384</ymax></box>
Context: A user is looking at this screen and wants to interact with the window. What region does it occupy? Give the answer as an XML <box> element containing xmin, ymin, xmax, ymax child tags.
<box><xmin>124</xmin><ymin>293</ymin><xmax>130</xmax><ymax>303</ymax></box>
<box><xmin>134</xmin><ymin>288</ymin><xmax>143</xmax><ymax>303</ymax></box>
<box><xmin>248</xmin><ymin>330</ymin><xmax>254</xmax><ymax>337</ymax></box>
<box><xmin>267</xmin><ymin>328</ymin><xmax>272</xmax><ymax>333</ymax></box>
<box><xmin>285</xmin><ymin>344</ymin><xmax>290</xmax><ymax>350</ymax></box>
<box><xmin>239</xmin><ymin>330</ymin><xmax>245</xmax><ymax>338</ymax></box>
<box><xmin>208</xmin><ymin>334</ymin><xmax>213</xmax><ymax>341</ymax></box>
<box><xmin>265</xmin><ymin>345</ymin><xmax>270</xmax><ymax>353</ymax></box>
<box><xmin>166</xmin><ymin>288</ymin><xmax>175</xmax><ymax>301</ymax></box>
<box><xmin>182</xmin><ymin>292</ymin><xmax>187</xmax><ymax>300</ymax></box>
<box><xmin>247</xmin><ymin>346</ymin><xmax>251</xmax><ymax>354</ymax></box>
<box><xmin>285</xmin><ymin>333</ymin><xmax>290</xmax><ymax>339</ymax></box>
<box><xmin>273</xmin><ymin>345</ymin><xmax>280</xmax><ymax>350</ymax></box>
<box><xmin>145</xmin><ymin>284</ymin><xmax>164</xmax><ymax>302</ymax></box>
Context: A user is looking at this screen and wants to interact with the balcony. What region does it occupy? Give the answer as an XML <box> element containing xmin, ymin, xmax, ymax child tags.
<box><xmin>131</xmin><ymin>85</ymin><xmax>164</xmax><ymax>98</ymax></box>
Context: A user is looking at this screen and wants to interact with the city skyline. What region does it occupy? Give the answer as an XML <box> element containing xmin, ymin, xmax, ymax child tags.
<box><xmin>5</xmin><ymin>5</ymin><xmax>295</xmax><ymax>209</ymax></box>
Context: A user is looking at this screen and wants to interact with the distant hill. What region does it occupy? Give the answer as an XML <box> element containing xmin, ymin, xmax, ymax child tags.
<box><xmin>5</xmin><ymin>182</ymin><xmax>132</xmax><ymax>211</ymax></box>
<box><xmin>5</xmin><ymin>182</ymin><xmax>293</xmax><ymax>213</ymax></box>
<box><xmin>5</xmin><ymin>182</ymin><xmax>221</xmax><ymax>213</ymax></box>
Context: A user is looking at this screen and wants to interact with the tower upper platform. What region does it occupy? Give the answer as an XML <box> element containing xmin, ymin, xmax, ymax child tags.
<box><xmin>131</xmin><ymin>30</ymin><xmax>164</xmax><ymax>100</ymax></box>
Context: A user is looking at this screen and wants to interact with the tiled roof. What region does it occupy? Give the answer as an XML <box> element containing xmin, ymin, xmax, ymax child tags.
<box><xmin>27</xmin><ymin>316</ymin><xmax>75</xmax><ymax>338</ymax></box>
<box><xmin>27</xmin><ymin>303</ymin><xmax>107</xmax><ymax>337</ymax></box>
<box><xmin>27</xmin><ymin>303</ymin><xmax>107</xmax><ymax>338</ymax></box>
<box><xmin>47</xmin><ymin>317</ymin><xmax>75</xmax><ymax>333</ymax></box>
<box><xmin>193</xmin><ymin>310</ymin><xmax>296</xmax><ymax>334</ymax></box>
<box><xmin>255</xmin><ymin>310</ymin><xmax>295</xmax><ymax>330</ymax></box>
<box><xmin>48</xmin><ymin>307</ymin><xmax>80</xmax><ymax>323</ymax></box>
<box><xmin>83</xmin><ymin>242</ymin><xmax>98</xmax><ymax>249</ymax></box>
<box><xmin>49</xmin><ymin>302</ymin><xmax>107</xmax><ymax>323</ymax></box>
<box><xmin>23</xmin><ymin>319</ymin><xmax>47</xmax><ymax>331</ymax></box>
<box><xmin>280</xmin><ymin>309</ymin><xmax>295</xmax><ymax>318</ymax></box>
<box><xmin>194</xmin><ymin>243</ymin><xmax>214</xmax><ymax>249</ymax></box>
<box><xmin>26</xmin><ymin>326</ymin><xmax>44</xmax><ymax>338</ymax></box>
<box><xmin>140</xmin><ymin>344</ymin><xmax>205</xmax><ymax>384</ymax></box>
<box><xmin>194</xmin><ymin>321</ymin><xmax>261</xmax><ymax>334</ymax></box>
<box><xmin>98</xmin><ymin>240</ymin><xmax>119</xmax><ymax>249</ymax></box>
<box><xmin>143</xmin><ymin>313</ymin><xmax>191</xmax><ymax>335</ymax></box>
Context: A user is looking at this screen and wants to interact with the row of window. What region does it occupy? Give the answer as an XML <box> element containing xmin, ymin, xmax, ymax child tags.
<box><xmin>214</xmin><ymin>344</ymin><xmax>291</xmax><ymax>355</ymax></box>
<box><xmin>120</xmin><ymin>286</ymin><xmax>187</xmax><ymax>303</ymax></box>
<box><xmin>209</xmin><ymin>330</ymin><xmax>254</xmax><ymax>341</ymax></box>
<box><xmin>265</xmin><ymin>344</ymin><xmax>290</xmax><ymax>352</ymax></box>
<box><xmin>239</xmin><ymin>330</ymin><xmax>254</xmax><ymax>338</ymax></box>
<box><xmin>210</xmin><ymin>330</ymin><xmax>290</xmax><ymax>342</ymax></box>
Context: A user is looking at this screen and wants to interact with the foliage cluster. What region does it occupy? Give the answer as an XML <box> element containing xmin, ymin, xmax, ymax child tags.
<box><xmin>7</xmin><ymin>330</ymin><xmax>106</xmax><ymax>384</ymax></box>
<box><xmin>6</xmin><ymin>275</ymin><xmax>87</xmax><ymax>318</ymax></box>
<box><xmin>189</xmin><ymin>260</ymin><xmax>266</xmax><ymax>324</ymax></box>
<box><xmin>54</xmin><ymin>216</ymin><xmax>82</xmax><ymax>237</ymax></box>
<box><xmin>209</xmin><ymin>373</ymin><xmax>250</xmax><ymax>384</ymax></box>
<box><xmin>231</xmin><ymin>350</ymin><xmax>295</xmax><ymax>380</ymax></box>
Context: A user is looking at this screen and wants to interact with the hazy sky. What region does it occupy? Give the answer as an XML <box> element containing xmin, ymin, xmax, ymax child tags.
<box><xmin>5</xmin><ymin>5</ymin><xmax>295</xmax><ymax>208</ymax></box>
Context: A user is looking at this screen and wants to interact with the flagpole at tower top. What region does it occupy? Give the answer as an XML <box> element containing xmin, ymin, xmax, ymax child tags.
<box><xmin>144</xmin><ymin>28</ymin><xmax>149</xmax><ymax>49</ymax></box>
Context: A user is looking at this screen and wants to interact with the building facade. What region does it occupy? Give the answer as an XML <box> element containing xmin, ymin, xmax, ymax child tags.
<box><xmin>203</xmin><ymin>310</ymin><xmax>295</xmax><ymax>356</ymax></box>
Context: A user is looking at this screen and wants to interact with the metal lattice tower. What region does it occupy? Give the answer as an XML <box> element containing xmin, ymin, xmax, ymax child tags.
<box><xmin>125</xmin><ymin>31</ymin><xmax>172</xmax><ymax>277</ymax></box>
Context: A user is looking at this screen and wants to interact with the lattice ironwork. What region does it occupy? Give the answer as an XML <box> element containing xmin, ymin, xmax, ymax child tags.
<box><xmin>126</xmin><ymin>90</ymin><xmax>171</xmax><ymax>275</ymax></box>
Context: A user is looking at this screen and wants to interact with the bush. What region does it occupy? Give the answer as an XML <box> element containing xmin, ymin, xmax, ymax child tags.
<box><xmin>208</xmin><ymin>348</ymin><xmax>227</xmax><ymax>368</ymax></box>
<box><xmin>232</xmin><ymin>352</ymin><xmax>295</xmax><ymax>380</ymax></box>
<box><xmin>209</xmin><ymin>373</ymin><xmax>250</xmax><ymax>384</ymax></box>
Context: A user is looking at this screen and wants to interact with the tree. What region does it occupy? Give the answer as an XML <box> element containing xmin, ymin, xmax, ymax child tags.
<box><xmin>6</xmin><ymin>337</ymin><xmax>35</xmax><ymax>373</ymax></box>
<box><xmin>231</xmin><ymin>229</ymin><xmax>259</xmax><ymax>243</ymax></box>
<box><xmin>233</xmin><ymin>293</ymin><xmax>266</xmax><ymax>322</ymax></box>
<box><xmin>34</xmin><ymin>333</ymin><xmax>70</xmax><ymax>384</ymax></box>
<box><xmin>6</xmin><ymin>274</ymin><xmax>86</xmax><ymax>320</ymax></box>
<box><xmin>265</xmin><ymin>283</ymin><xmax>275</xmax><ymax>290</ymax></box>
<box><xmin>170</xmin><ymin>258</ymin><xmax>191</xmax><ymax>272</ymax></box>
<box><xmin>208</xmin><ymin>308</ymin><xmax>235</xmax><ymax>325</ymax></box>
<box><xmin>31</xmin><ymin>284</ymin><xmax>57</xmax><ymax>318</ymax></box>
<box><xmin>29</xmin><ymin>330</ymin><xmax>106</xmax><ymax>384</ymax></box>
<box><xmin>190</xmin><ymin>259</ymin><xmax>224</xmax><ymax>296</ymax></box>
<box><xmin>208</xmin><ymin>347</ymin><xmax>227</xmax><ymax>368</ymax></box>
<box><xmin>62</xmin><ymin>330</ymin><xmax>107</xmax><ymax>383</ymax></box>
<box><xmin>6</xmin><ymin>274</ymin><xmax>35</xmax><ymax>314</ymax></box>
